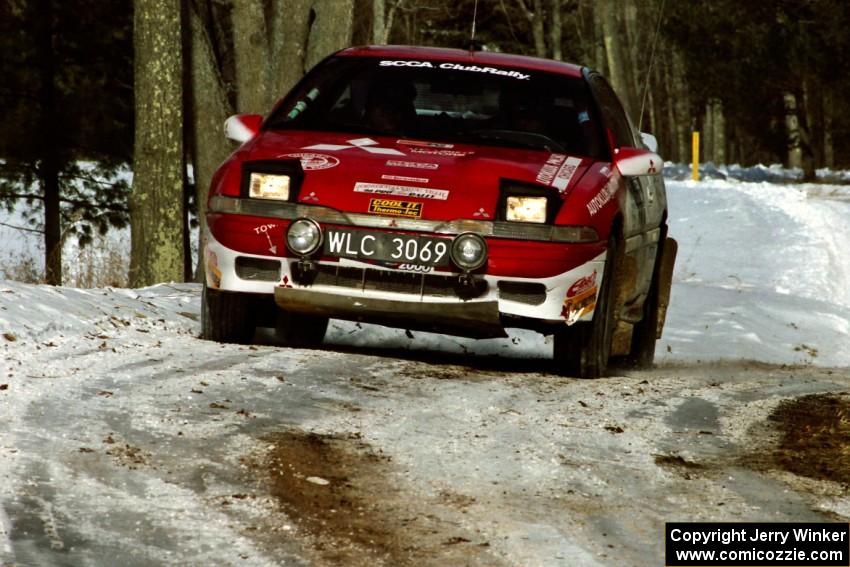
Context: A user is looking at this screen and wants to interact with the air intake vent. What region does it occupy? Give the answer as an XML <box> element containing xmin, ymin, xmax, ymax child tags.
<box><xmin>497</xmin><ymin>281</ymin><xmax>547</xmax><ymax>305</ymax></box>
<box><xmin>235</xmin><ymin>256</ymin><xmax>281</xmax><ymax>281</ymax></box>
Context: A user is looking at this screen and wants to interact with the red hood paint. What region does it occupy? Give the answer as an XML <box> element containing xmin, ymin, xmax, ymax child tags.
<box><xmin>239</xmin><ymin>130</ymin><xmax>592</xmax><ymax>221</ymax></box>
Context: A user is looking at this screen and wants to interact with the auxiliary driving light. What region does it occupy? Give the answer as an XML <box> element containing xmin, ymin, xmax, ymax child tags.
<box><xmin>286</xmin><ymin>218</ymin><xmax>322</xmax><ymax>256</ymax></box>
<box><xmin>451</xmin><ymin>233</ymin><xmax>488</xmax><ymax>271</ymax></box>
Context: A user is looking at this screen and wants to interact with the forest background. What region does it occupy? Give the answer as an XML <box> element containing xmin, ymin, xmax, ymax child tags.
<box><xmin>1</xmin><ymin>0</ymin><xmax>847</xmax><ymax>286</ymax></box>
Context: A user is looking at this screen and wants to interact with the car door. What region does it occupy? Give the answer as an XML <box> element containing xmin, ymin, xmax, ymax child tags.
<box><xmin>586</xmin><ymin>72</ymin><xmax>657</xmax><ymax>312</ymax></box>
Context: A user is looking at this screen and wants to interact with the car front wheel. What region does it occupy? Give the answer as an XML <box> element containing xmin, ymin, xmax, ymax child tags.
<box><xmin>553</xmin><ymin>234</ymin><xmax>620</xmax><ymax>379</ymax></box>
<box><xmin>201</xmin><ymin>285</ymin><xmax>258</xmax><ymax>344</ymax></box>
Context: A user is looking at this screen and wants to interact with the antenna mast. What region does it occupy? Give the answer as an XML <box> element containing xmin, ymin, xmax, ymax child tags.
<box><xmin>469</xmin><ymin>0</ymin><xmax>480</xmax><ymax>50</ymax></box>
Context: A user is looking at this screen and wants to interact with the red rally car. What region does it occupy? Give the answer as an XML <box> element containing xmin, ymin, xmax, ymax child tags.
<box><xmin>202</xmin><ymin>45</ymin><xmax>677</xmax><ymax>379</ymax></box>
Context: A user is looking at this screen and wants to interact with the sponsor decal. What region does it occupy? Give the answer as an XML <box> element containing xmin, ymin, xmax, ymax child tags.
<box><xmin>204</xmin><ymin>249</ymin><xmax>222</xmax><ymax>289</ymax></box>
<box><xmin>397</xmin><ymin>139</ymin><xmax>454</xmax><ymax>149</ymax></box>
<box><xmin>561</xmin><ymin>270</ymin><xmax>598</xmax><ymax>326</ymax></box>
<box><xmin>567</xmin><ymin>270</ymin><xmax>597</xmax><ymax>298</ymax></box>
<box><xmin>473</xmin><ymin>207</ymin><xmax>490</xmax><ymax>218</ymax></box>
<box><xmin>302</xmin><ymin>191</ymin><xmax>319</xmax><ymax>202</ymax></box>
<box><xmin>368</xmin><ymin>198</ymin><xmax>423</xmax><ymax>219</ymax></box>
<box><xmin>587</xmin><ymin>178</ymin><xmax>618</xmax><ymax>216</ymax></box>
<box><xmin>302</xmin><ymin>137</ymin><xmax>404</xmax><ymax>156</ymax></box>
<box><xmin>381</xmin><ymin>174</ymin><xmax>429</xmax><ymax>183</ymax></box>
<box><xmin>386</xmin><ymin>159</ymin><xmax>439</xmax><ymax>170</ymax></box>
<box><xmin>553</xmin><ymin>157</ymin><xmax>582</xmax><ymax>192</ymax></box>
<box><xmin>536</xmin><ymin>153</ymin><xmax>566</xmax><ymax>185</ymax></box>
<box><xmin>278</xmin><ymin>152</ymin><xmax>339</xmax><ymax>170</ymax></box>
<box><xmin>355</xmin><ymin>182</ymin><xmax>448</xmax><ymax>201</ymax></box>
<box><xmin>379</xmin><ymin>60</ymin><xmax>531</xmax><ymax>80</ymax></box>
<box><xmin>410</xmin><ymin>148</ymin><xmax>473</xmax><ymax>157</ymax></box>
<box><xmin>279</xmin><ymin>274</ymin><xmax>293</xmax><ymax>288</ymax></box>
<box><xmin>536</xmin><ymin>154</ymin><xmax>581</xmax><ymax>192</ymax></box>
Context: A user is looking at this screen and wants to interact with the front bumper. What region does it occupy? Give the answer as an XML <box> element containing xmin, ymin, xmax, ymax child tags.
<box><xmin>276</xmin><ymin>288</ymin><xmax>505</xmax><ymax>338</ymax></box>
<box><xmin>204</xmin><ymin>218</ymin><xmax>607</xmax><ymax>338</ymax></box>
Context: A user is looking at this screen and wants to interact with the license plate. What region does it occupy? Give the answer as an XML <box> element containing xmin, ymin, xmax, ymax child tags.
<box><xmin>323</xmin><ymin>228</ymin><xmax>451</xmax><ymax>267</ymax></box>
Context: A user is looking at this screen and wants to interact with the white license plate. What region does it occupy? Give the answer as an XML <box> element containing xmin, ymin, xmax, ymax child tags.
<box><xmin>323</xmin><ymin>229</ymin><xmax>451</xmax><ymax>267</ymax></box>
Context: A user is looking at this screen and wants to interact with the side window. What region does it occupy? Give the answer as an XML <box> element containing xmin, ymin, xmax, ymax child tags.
<box><xmin>589</xmin><ymin>75</ymin><xmax>635</xmax><ymax>149</ymax></box>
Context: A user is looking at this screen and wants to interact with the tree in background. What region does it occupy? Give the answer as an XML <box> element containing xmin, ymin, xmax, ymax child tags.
<box><xmin>129</xmin><ymin>0</ymin><xmax>185</xmax><ymax>286</ymax></box>
<box><xmin>665</xmin><ymin>0</ymin><xmax>850</xmax><ymax>177</ymax></box>
<box><xmin>0</xmin><ymin>0</ymin><xmax>132</xmax><ymax>285</ymax></box>
<box><xmin>3</xmin><ymin>0</ymin><xmax>850</xmax><ymax>287</ymax></box>
<box><xmin>186</xmin><ymin>0</ymin><xmax>362</xmax><ymax>281</ymax></box>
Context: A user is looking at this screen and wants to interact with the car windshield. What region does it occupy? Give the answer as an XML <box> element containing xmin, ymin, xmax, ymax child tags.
<box><xmin>265</xmin><ymin>56</ymin><xmax>606</xmax><ymax>158</ymax></box>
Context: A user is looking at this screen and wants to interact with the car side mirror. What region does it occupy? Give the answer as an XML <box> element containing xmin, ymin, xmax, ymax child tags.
<box><xmin>224</xmin><ymin>114</ymin><xmax>262</xmax><ymax>144</ymax></box>
<box><xmin>640</xmin><ymin>132</ymin><xmax>658</xmax><ymax>153</ymax></box>
<box><xmin>614</xmin><ymin>147</ymin><xmax>662</xmax><ymax>177</ymax></box>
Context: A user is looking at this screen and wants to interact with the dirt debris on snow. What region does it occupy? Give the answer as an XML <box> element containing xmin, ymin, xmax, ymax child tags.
<box><xmin>767</xmin><ymin>393</ymin><xmax>850</xmax><ymax>485</ymax></box>
<box><xmin>247</xmin><ymin>430</ymin><xmax>502</xmax><ymax>567</ymax></box>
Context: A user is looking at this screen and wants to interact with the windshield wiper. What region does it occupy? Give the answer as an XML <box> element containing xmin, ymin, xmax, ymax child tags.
<box><xmin>466</xmin><ymin>129</ymin><xmax>566</xmax><ymax>153</ymax></box>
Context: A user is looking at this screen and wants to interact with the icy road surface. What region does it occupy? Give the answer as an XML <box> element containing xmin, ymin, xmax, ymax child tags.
<box><xmin>1</xmin><ymin>176</ymin><xmax>849</xmax><ymax>566</ymax></box>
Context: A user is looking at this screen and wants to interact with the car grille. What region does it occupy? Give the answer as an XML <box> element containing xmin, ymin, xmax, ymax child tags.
<box><xmin>235</xmin><ymin>256</ymin><xmax>281</xmax><ymax>281</ymax></box>
<box><xmin>497</xmin><ymin>281</ymin><xmax>547</xmax><ymax>306</ymax></box>
<box><xmin>299</xmin><ymin>264</ymin><xmax>488</xmax><ymax>299</ymax></box>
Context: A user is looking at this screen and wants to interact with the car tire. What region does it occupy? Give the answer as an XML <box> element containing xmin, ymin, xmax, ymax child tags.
<box><xmin>275</xmin><ymin>310</ymin><xmax>329</xmax><ymax>346</ymax></box>
<box><xmin>626</xmin><ymin>226</ymin><xmax>668</xmax><ymax>368</ymax></box>
<box><xmin>201</xmin><ymin>285</ymin><xmax>258</xmax><ymax>344</ymax></box>
<box><xmin>553</xmin><ymin>233</ymin><xmax>619</xmax><ymax>379</ymax></box>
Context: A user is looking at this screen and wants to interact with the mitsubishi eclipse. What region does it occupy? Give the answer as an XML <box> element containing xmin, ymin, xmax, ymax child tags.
<box><xmin>201</xmin><ymin>45</ymin><xmax>677</xmax><ymax>379</ymax></box>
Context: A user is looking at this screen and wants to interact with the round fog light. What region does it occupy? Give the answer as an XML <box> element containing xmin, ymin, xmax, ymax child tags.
<box><xmin>286</xmin><ymin>218</ymin><xmax>322</xmax><ymax>256</ymax></box>
<box><xmin>451</xmin><ymin>233</ymin><xmax>487</xmax><ymax>271</ymax></box>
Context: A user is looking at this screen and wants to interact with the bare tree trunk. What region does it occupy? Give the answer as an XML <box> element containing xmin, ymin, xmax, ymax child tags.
<box><xmin>599</xmin><ymin>0</ymin><xmax>632</xmax><ymax>116</ymax></box>
<box><xmin>305</xmin><ymin>0</ymin><xmax>355</xmax><ymax>71</ymax></box>
<box><xmin>712</xmin><ymin>99</ymin><xmax>725</xmax><ymax>165</ymax></box>
<box><xmin>703</xmin><ymin>101</ymin><xmax>714</xmax><ymax>163</ymax></box>
<box><xmin>232</xmin><ymin>0</ymin><xmax>270</xmax><ymax>113</ymax></box>
<box><xmin>783</xmin><ymin>92</ymin><xmax>803</xmax><ymax>170</ymax></box>
<box><xmin>372</xmin><ymin>0</ymin><xmax>385</xmax><ymax>43</ymax></box>
<box><xmin>823</xmin><ymin>89</ymin><xmax>834</xmax><ymax>169</ymax></box>
<box><xmin>383</xmin><ymin>0</ymin><xmax>402</xmax><ymax>43</ymax></box>
<box><xmin>671</xmin><ymin>51</ymin><xmax>690</xmax><ymax>164</ymax></box>
<box><xmin>549</xmin><ymin>0</ymin><xmax>562</xmax><ymax>60</ymax></box>
<box><xmin>269</xmin><ymin>0</ymin><xmax>314</xmax><ymax>98</ymax></box>
<box><xmin>621</xmin><ymin>0</ymin><xmax>642</xmax><ymax>123</ymax></box>
<box><xmin>188</xmin><ymin>0</ymin><xmax>233</xmax><ymax>282</ymax></box>
<box><xmin>516</xmin><ymin>0</ymin><xmax>546</xmax><ymax>58</ymax></box>
<box><xmin>661</xmin><ymin>48</ymin><xmax>677</xmax><ymax>159</ymax></box>
<box><xmin>798</xmin><ymin>78</ymin><xmax>817</xmax><ymax>180</ymax></box>
<box><xmin>591</xmin><ymin>0</ymin><xmax>608</xmax><ymax>74</ymax></box>
<box><xmin>37</xmin><ymin>0</ymin><xmax>62</xmax><ymax>285</ymax></box>
<box><xmin>130</xmin><ymin>0</ymin><xmax>185</xmax><ymax>287</ymax></box>
<box><xmin>531</xmin><ymin>0</ymin><xmax>546</xmax><ymax>58</ymax></box>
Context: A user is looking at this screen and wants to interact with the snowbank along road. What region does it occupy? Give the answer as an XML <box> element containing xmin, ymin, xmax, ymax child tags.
<box><xmin>1</xmin><ymin>175</ymin><xmax>849</xmax><ymax>566</ymax></box>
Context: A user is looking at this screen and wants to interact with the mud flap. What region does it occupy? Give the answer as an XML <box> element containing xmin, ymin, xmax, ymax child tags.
<box><xmin>655</xmin><ymin>237</ymin><xmax>678</xmax><ymax>338</ymax></box>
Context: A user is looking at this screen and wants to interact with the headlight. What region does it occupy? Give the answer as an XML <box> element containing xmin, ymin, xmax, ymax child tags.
<box><xmin>451</xmin><ymin>233</ymin><xmax>487</xmax><ymax>271</ymax></box>
<box><xmin>506</xmin><ymin>196</ymin><xmax>547</xmax><ymax>223</ymax></box>
<box><xmin>249</xmin><ymin>172</ymin><xmax>291</xmax><ymax>200</ymax></box>
<box><xmin>286</xmin><ymin>218</ymin><xmax>322</xmax><ymax>256</ymax></box>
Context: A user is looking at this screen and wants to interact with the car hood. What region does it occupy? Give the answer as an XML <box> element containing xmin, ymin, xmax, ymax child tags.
<box><xmin>244</xmin><ymin>130</ymin><xmax>593</xmax><ymax>221</ymax></box>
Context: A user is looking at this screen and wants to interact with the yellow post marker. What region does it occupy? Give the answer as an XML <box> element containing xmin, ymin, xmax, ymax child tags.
<box><xmin>692</xmin><ymin>131</ymin><xmax>700</xmax><ymax>181</ymax></box>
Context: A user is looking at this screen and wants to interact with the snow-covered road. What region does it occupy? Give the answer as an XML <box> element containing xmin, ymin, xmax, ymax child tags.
<box><xmin>1</xmin><ymin>174</ymin><xmax>849</xmax><ymax>566</ymax></box>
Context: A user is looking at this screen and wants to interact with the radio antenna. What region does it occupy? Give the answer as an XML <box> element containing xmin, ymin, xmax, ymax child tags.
<box><xmin>469</xmin><ymin>0</ymin><xmax>479</xmax><ymax>50</ymax></box>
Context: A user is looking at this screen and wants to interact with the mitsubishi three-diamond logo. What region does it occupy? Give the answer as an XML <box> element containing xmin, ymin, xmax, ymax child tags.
<box><xmin>302</xmin><ymin>137</ymin><xmax>405</xmax><ymax>156</ymax></box>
